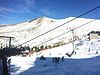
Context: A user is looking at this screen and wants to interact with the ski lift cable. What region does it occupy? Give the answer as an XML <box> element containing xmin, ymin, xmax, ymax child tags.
<box><xmin>18</xmin><ymin>5</ymin><xmax>100</xmax><ymax>47</ymax></box>
<box><xmin>35</xmin><ymin>18</ymin><xmax>99</xmax><ymax>47</ymax></box>
<box><xmin>72</xmin><ymin>18</ymin><xmax>100</xmax><ymax>31</ymax></box>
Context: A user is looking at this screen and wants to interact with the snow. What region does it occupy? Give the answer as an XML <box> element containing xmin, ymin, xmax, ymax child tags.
<box><xmin>10</xmin><ymin>56</ymin><xmax>36</xmax><ymax>75</ymax></box>
<box><xmin>0</xmin><ymin>17</ymin><xmax>100</xmax><ymax>47</ymax></box>
<box><xmin>0</xmin><ymin>17</ymin><xmax>100</xmax><ymax>75</ymax></box>
<box><xmin>10</xmin><ymin>39</ymin><xmax>100</xmax><ymax>75</ymax></box>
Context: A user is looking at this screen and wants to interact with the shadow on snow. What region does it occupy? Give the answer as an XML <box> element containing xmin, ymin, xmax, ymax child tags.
<box><xmin>11</xmin><ymin>55</ymin><xmax>100</xmax><ymax>75</ymax></box>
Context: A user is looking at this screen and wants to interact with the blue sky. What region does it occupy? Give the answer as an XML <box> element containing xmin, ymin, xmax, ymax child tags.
<box><xmin>0</xmin><ymin>0</ymin><xmax>100</xmax><ymax>24</ymax></box>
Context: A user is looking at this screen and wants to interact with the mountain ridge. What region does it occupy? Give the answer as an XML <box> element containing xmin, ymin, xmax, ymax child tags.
<box><xmin>0</xmin><ymin>16</ymin><xmax>95</xmax><ymax>26</ymax></box>
<box><xmin>0</xmin><ymin>17</ymin><xmax>100</xmax><ymax>48</ymax></box>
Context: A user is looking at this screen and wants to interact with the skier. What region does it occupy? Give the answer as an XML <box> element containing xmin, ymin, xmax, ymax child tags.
<box><xmin>95</xmin><ymin>51</ymin><xmax>98</xmax><ymax>54</ymax></box>
<box><xmin>57</xmin><ymin>57</ymin><xmax>60</xmax><ymax>63</ymax></box>
<box><xmin>61</xmin><ymin>56</ymin><xmax>64</xmax><ymax>61</ymax></box>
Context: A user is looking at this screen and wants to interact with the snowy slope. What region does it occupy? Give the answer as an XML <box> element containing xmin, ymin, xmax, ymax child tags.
<box><xmin>0</xmin><ymin>16</ymin><xmax>100</xmax><ymax>75</ymax></box>
<box><xmin>0</xmin><ymin>17</ymin><xmax>100</xmax><ymax>48</ymax></box>
<box><xmin>10</xmin><ymin>39</ymin><xmax>100</xmax><ymax>75</ymax></box>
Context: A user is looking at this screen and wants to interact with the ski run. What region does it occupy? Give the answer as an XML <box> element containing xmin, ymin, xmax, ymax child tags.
<box><xmin>10</xmin><ymin>39</ymin><xmax>100</xmax><ymax>75</ymax></box>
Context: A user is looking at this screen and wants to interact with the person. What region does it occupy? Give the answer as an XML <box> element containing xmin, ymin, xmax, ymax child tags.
<box><xmin>57</xmin><ymin>57</ymin><xmax>60</xmax><ymax>63</ymax></box>
<box><xmin>40</xmin><ymin>55</ymin><xmax>45</xmax><ymax>60</ymax></box>
<box><xmin>61</xmin><ymin>56</ymin><xmax>64</xmax><ymax>61</ymax></box>
<box><xmin>96</xmin><ymin>51</ymin><xmax>98</xmax><ymax>54</ymax></box>
<box><xmin>74</xmin><ymin>51</ymin><xmax>76</xmax><ymax>55</ymax></box>
<box><xmin>88</xmin><ymin>49</ymin><xmax>90</xmax><ymax>52</ymax></box>
<box><xmin>55</xmin><ymin>57</ymin><xmax>58</xmax><ymax>63</ymax></box>
<box><xmin>52</xmin><ymin>57</ymin><xmax>55</xmax><ymax>62</ymax></box>
<box><xmin>54</xmin><ymin>57</ymin><xmax>59</xmax><ymax>64</ymax></box>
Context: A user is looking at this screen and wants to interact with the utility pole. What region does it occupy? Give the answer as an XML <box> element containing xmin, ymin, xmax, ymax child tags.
<box><xmin>9</xmin><ymin>37</ymin><xmax>13</xmax><ymax>48</ymax></box>
<box><xmin>2</xmin><ymin>55</ymin><xmax>9</xmax><ymax>75</ymax></box>
<box><xmin>71</xmin><ymin>29</ymin><xmax>74</xmax><ymax>52</ymax></box>
<box><xmin>0</xmin><ymin>36</ymin><xmax>14</xmax><ymax>75</ymax></box>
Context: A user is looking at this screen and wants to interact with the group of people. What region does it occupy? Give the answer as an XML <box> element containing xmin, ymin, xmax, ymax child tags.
<box><xmin>52</xmin><ymin>56</ymin><xmax>64</xmax><ymax>64</ymax></box>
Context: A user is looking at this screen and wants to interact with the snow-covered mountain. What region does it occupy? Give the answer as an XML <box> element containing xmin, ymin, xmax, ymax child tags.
<box><xmin>1</xmin><ymin>16</ymin><xmax>100</xmax><ymax>75</ymax></box>
<box><xmin>0</xmin><ymin>16</ymin><xmax>100</xmax><ymax>47</ymax></box>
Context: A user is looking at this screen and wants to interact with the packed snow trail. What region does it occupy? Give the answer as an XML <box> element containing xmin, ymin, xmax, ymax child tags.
<box><xmin>10</xmin><ymin>55</ymin><xmax>100</xmax><ymax>75</ymax></box>
<box><xmin>10</xmin><ymin>39</ymin><xmax>100</xmax><ymax>75</ymax></box>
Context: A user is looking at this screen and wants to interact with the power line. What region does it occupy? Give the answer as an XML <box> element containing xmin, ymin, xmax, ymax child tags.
<box><xmin>35</xmin><ymin>18</ymin><xmax>99</xmax><ymax>47</ymax></box>
<box><xmin>19</xmin><ymin>5</ymin><xmax>100</xmax><ymax>47</ymax></box>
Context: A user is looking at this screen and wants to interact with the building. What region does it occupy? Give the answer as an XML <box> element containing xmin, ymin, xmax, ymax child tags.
<box><xmin>88</xmin><ymin>31</ymin><xmax>100</xmax><ymax>40</ymax></box>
